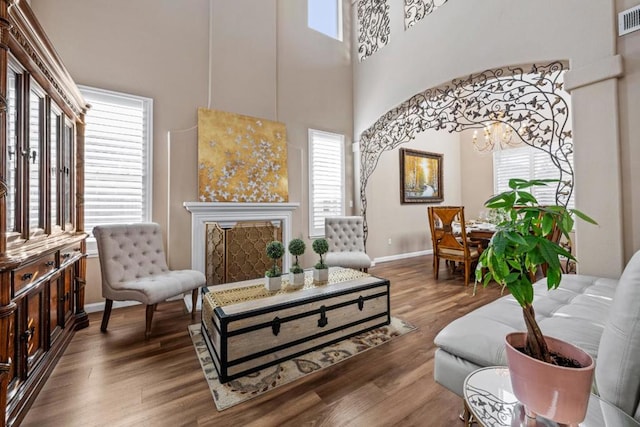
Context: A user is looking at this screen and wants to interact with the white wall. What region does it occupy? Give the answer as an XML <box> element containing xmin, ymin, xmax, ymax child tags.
<box><xmin>32</xmin><ymin>0</ymin><xmax>353</xmax><ymax>303</ymax></box>
<box><xmin>367</xmin><ymin>129</ymin><xmax>461</xmax><ymax>261</ymax></box>
<box><xmin>352</xmin><ymin>0</ymin><xmax>624</xmax><ymax>277</ymax></box>
<box><xmin>460</xmin><ymin>130</ymin><xmax>493</xmax><ymax>219</ymax></box>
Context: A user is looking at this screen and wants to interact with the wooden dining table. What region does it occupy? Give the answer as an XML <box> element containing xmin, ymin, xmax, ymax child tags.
<box><xmin>453</xmin><ymin>221</ymin><xmax>496</xmax><ymax>248</ymax></box>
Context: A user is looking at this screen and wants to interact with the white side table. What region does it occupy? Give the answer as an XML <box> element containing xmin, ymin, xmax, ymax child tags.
<box><xmin>463</xmin><ymin>366</ymin><xmax>640</xmax><ymax>427</ymax></box>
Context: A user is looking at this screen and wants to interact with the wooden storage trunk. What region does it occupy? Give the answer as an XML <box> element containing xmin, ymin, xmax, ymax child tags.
<box><xmin>201</xmin><ymin>268</ymin><xmax>390</xmax><ymax>383</ymax></box>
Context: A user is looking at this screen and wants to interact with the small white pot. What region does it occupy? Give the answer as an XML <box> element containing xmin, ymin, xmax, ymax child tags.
<box><xmin>313</xmin><ymin>268</ymin><xmax>329</xmax><ymax>284</ymax></box>
<box><xmin>264</xmin><ymin>275</ymin><xmax>282</xmax><ymax>291</ymax></box>
<box><xmin>288</xmin><ymin>272</ymin><xmax>305</xmax><ymax>290</ymax></box>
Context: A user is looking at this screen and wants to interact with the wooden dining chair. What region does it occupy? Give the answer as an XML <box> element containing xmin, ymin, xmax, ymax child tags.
<box><xmin>427</xmin><ymin>206</ymin><xmax>480</xmax><ymax>286</ymax></box>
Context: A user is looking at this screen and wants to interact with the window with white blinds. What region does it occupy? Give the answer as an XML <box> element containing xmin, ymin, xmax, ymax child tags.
<box><xmin>80</xmin><ymin>86</ymin><xmax>152</xmax><ymax>249</ymax></box>
<box><xmin>309</xmin><ymin>129</ymin><xmax>345</xmax><ymax>237</ymax></box>
<box><xmin>493</xmin><ymin>145</ymin><xmax>574</xmax><ymax>209</ymax></box>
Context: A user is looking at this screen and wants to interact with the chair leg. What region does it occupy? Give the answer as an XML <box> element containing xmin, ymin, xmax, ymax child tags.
<box><xmin>464</xmin><ymin>260</ymin><xmax>470</xmax><ymax>287</ymax></box>
<box><xmin>145</xmin><ymin>304</ymin><xmax>156</xmax><ymax>339</ymax></box>
<box><xmin>434</xmin><ymin>256</ymin><xmax>440</xmax><ymax>280</ymax></box>
<box><xmin>101</xmin><ymin>299</ymin><xmax>113</xmax><ymax>332</ymax></box>
<box><xmin>191</xmin><ymin>288</ymin><xmax>198</xmax><ymax>320</ymax></box>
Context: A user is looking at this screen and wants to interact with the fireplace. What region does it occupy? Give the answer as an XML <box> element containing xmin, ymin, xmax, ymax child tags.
<box><xmin>183</xmin><ymin>202</ymin><xmax>299</xmax><ymax>285</ymax></box>
<box><xmin>205</xmin><ymin>220</ymin><xmax>283</xmax><ymax>284</ymax></box>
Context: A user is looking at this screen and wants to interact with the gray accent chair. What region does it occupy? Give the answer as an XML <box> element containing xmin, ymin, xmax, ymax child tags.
<box><xmin>433</xmin><ymin>250</ymin><xmax>640</xmax><ymax>421</ymax></box>
<box><xmin>93</xmin><ymin>223</ymin><xmax>206</xmax><ymax>339</ymax></box>
<box><xmin>324</xmin><ymin>216</ymin><xmax>372</xmax><ymax>272</ymax></box>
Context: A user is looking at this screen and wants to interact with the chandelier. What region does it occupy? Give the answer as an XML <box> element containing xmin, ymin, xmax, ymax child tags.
<box><xmin>472</xmin><ymin>112</ymin><xmax>522</xmax><ymax>153</ymax></box>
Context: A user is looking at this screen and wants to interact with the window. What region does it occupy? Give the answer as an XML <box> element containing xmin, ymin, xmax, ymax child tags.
<box><xmin>80</xmin><ymin>86</ymin><xmax>152</xmax><ymax>252</ymax></box>
<box><xmin>308</xmin><ymin>0</ymin><xmax>342</xmax><ymax>41</ymax></box>
<box><xmin>309</xmin><ymin>129</ymin><xmax>345</xmax><ymax>237</ymax></box>
<box><xmin>493</xmin><ymin>145</ymin><xmax>575</xmax><ymax>209</ymax></box>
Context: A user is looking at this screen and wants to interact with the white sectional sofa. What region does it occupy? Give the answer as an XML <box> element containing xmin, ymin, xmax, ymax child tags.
<box><xmin>433</xmin><ymin>250</ymin><xmax>640</xmax><ymax>422</ymax></box>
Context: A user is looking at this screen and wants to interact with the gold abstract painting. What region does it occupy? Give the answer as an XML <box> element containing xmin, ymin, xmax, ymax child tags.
<box><xmin>198</xmin><ymin>108</ymin><xmax>288</xmax><ymax>202</ymax></box>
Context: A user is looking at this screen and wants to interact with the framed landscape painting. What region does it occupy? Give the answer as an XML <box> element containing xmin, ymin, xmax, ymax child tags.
<box><xmin>400</xmin><ymin>148</ymin><xmax>443</xmax><ymax>204</ymax></box>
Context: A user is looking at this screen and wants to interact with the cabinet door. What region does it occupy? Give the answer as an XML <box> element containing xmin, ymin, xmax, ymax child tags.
<box><xmin>27</xmin><ymin>86</ymin><xmax>45</xmax><ymax>236</ymax></box>
<box><xmin>62</xmin><ymin>122</ymin><xmax>75</xmax><ymax>231</ymax></box>
<box><xmin>23</xmin><ymin>285</ymin><xmax>45</xmax><ymax>374</ymax></box>
<box><xmin>5</xmin><ymin>65</ymin><xmax>21</xmax><ymax>240</ymax></box>
<box><xmin>48</xmin><ymin>274</ymin><xmax>61</xmax><ymax>343</ymax></box>
<box><xmin>6</xmin><ymin>310</ymin><xmax>18</xmax><ymax>397</ymax></box>
<box><xmin>62</xmin><ymin>265</ymin><xmax>74</xmax><ymax>325</ymax></box>
<box><xmin>50</xmin><ymin>106</ymin><xmax>63</xmax><ymax>234</ymax></box>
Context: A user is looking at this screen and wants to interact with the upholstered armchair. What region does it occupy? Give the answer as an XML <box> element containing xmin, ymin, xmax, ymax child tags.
<box><xmin>324</xmin><ymin>216</ymin><xmax>372</xmax><ymax>272</ymax></box>
<box><xmin>93</xmin><ymin>223</ymin><xmax>206</xmax><ymax>339</ymax></box>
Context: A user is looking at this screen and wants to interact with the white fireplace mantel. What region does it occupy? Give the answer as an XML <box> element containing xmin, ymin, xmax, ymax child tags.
<box><xmin>183</xmin><ymin>202</ymin><xmax>300</xmax><ymax>275</ymax></box>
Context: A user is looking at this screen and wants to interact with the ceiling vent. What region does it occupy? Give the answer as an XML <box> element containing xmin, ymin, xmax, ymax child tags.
<box><xmin>619</xmin><ymin>5</ymin><xmax>640</xmax><ymax>36</ymax></box>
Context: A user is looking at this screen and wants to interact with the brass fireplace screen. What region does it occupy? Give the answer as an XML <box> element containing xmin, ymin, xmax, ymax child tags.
<box><xmin>205</xmin><ymin>221</ymin><xmax>283</xmax><ymax>285</ymax></box>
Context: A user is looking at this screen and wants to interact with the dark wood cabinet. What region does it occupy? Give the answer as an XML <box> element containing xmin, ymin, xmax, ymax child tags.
<box><xmin>0</xmin><ymin>1</ymin><xmax>88</xmax><ymax>425</ymax></box>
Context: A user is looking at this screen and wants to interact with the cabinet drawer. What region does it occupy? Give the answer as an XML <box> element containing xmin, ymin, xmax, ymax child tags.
<box><xmin>60</xmin><ymin>242</ymin><xmax>82</xmax><ymax>264</ymax></box>
<box><xmin>12</xmin><ymin>254</ymin><xmax>57</xmax><ymax>295</ymax></box>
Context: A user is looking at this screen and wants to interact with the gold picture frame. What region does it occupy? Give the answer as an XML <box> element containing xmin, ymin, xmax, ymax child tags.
<box><xmin>400</xmin><ymin>148</ymin><xmax>443</xmax><ymax>204</ymax></box>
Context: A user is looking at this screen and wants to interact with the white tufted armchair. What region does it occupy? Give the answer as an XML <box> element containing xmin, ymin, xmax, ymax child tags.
<box><xmin>93</xmin><ymin>223</ymin><xmax>206</xmax><ymax>339</ymax></box>
<box><xmin>324</xmin><ymin>216</ymin><xmax>372</xmax><ymax>272</ymax></box>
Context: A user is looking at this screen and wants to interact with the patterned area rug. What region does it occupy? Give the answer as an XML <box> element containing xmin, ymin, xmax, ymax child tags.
<box><xmin>188</xmin><ymin>316</ymin><xmax>417</xmax><ymax>411</ymax></box>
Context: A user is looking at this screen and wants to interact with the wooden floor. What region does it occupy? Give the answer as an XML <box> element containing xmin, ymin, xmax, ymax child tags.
<box><xmin>22</xmin><ymin>256</ymin><xmax>504</xmax><ymax>427</ymax></box>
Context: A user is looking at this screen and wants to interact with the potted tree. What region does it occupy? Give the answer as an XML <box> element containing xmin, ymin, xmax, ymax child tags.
<box><xmin>264</xmin><ymin>241</ymin><xmax>285</xmax><ymax>291</ymax></box>
<box><xmin>476</xmin><ymin>178</ymin><xmax>597</xmax><ymax>424</ymax></box>
<box><xmin>287</xmin><ymin>238</ymin><xmax>306</xmax><ymax>290</ymax></box>
<box><xmin>312</xmin><ymin>238</ymin><xmax>329</xmax><ymax>284</ymax></box>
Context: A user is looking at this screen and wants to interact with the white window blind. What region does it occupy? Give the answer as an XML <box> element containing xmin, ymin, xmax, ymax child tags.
<box><xmin>80</xmin><ymin>86</ymin><xmax>152</xmax><ymax>245</ymax></box>
<box><xmin>493</xmin><ymin>145</ymin><xmax>574</xmax><ymax>209</ymax></box>
<box><xmin>309</xmin><ymin>129</ymin><xmax>345</xmax><ymax>237</ymax></box>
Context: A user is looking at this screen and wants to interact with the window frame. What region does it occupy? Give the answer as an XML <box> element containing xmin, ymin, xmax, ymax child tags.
<box><xmin>493</xmin><ymin>145</ymin><xmax>575</xmax><ymax>209</ymax></box>
<box><xmin>79</xmin><ymin>85</ymin><xmax>153</xmax><ymax>255</ymax></box>
<box><xmin>307</xmin><ymin>0</ymin><xmax>343</xmax><ymax>41</ymax></box>
<box><xmin>308</xmin><ymin>128</ymin><xmax>345</xmax><ymax>238</ymax></box>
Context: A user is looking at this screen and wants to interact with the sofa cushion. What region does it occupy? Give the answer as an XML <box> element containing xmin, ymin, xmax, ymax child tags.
<box><xmin>434</xmin><ymin>274</ymin><xmax>618</xmax><ymax>396</ymax></box>
<box><xmin>595</xmin><ymin>250</ymin><xmax>640</xmax><ymax>421</ymax></box>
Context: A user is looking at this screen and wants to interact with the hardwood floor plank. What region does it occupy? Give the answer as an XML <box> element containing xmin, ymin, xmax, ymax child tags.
<box><xmin>22</xmin><ymin>255</ymin><xmax>504</xmax><ymax>426</ymax></box>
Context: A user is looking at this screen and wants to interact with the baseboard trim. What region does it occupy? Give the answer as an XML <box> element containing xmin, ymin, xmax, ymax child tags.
<box><xmin>84</xmin><ymin>251</ymin><xmax>430</xmax><ymax>315</ymax></box>
<box><xmin>373</xmin><ymin>249</ymin><xmax>433</xmax><ymax>265</ymax></box>
<box><xmin>85</xmin><ymin>300</ymin><xmax>140</xmax><ymax>314</ymax></box>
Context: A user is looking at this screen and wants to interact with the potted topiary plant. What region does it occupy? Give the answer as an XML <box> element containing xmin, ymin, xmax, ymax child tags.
<box><xmin>475</xmin><ymin>178</ymin><xmax>597</xmax><ymax>425</ymax></box>
<box><xmin>312</xmin><ymin>238</ymin><xmax>329</xmax><ymax>284</ymax></box>
<box><xmin>287</xmin><ymin>238</ymin><xmax>306</xmax><ymax>290</ymax></box>
<box><xmin>264</xmin><ymin>241</ymin><xmax>285</xmax><ymax>291</ymax></box>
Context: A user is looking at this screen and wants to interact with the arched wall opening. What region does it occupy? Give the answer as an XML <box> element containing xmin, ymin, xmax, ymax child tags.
<box><xmin>359</xmin><ymin>62</ymin><xmax>572</xmax><ymax>238</ymax></box>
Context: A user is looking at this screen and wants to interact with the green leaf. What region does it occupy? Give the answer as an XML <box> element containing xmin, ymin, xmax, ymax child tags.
<box><xmin>521</xmin><ymin>277</ymin><xmax>534</xmax><ymax>303</ymax></box>
<box><xmin>539</xmin><ymin>240</ymin><xmax>561</xmax><ymax>270</ymax></box>
<box><xmin>492</xmin><ymin>232</ymin><xmax>508</xmax><ymax>256</ymax></box>
<box><xmin>516</xmin><ymin>191</ymin><xmax>538</xmax><ymax>205</ymax></box>
<box><xmin>546</xmin><ymin>266</ymin><xmax>562</xmax><ymax>289</ymax></box>
<box><xmin>508</xmin><ymin>178</ymin><xmax>529</xmax><ymax>189</ymax></box>
<box><xmin>507</xmin><ymin>282</ymin><xmax>527</xmax><ymax>307</ymax></box>
<box><xmin>507</xmin><ymin>259</ymin><xmax>522</xmax><ymax>270</ymax></box>
<box><xmin>541</xmin><ymin>214</ymin><xmax>554</xmax><ymax>236</ymax></box>
<box><xmin>504</xmin><ymin>232</ymin><xmax>528</xmax><ymax>246</ymax></box>
<box><xmin>505</xmin><ymin>272</ymin><xmax>520</xmax><ymax>283</ymax></box>
<box><xmin>571</xmin><ymin>208</ymin><xmax>598</xmax><ymax>225</ymax></box>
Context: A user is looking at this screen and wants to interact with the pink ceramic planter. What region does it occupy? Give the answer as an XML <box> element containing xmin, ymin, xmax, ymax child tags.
<box><xmin>505</xmin><ymin>332</ymin><xmax>595</xmax><ymax>425</ymax></box>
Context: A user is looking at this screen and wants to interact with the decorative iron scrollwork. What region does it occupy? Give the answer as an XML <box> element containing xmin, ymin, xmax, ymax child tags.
<box><xmin>359</xmin><ymin>62</ymin><xmax>572</xmax><ymax>244</ymax></box>
<box><xmin>404</xmin><ymin>0</ymin><xmax>449</xmax><ymax>29</ymax></box>
<box><xmin>357</xmin><ymin>0</ymin><xmax>391</xmax><ymax>62</ymax></box>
